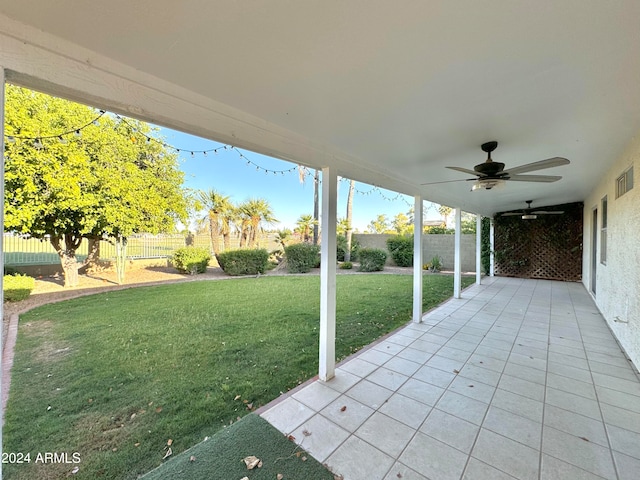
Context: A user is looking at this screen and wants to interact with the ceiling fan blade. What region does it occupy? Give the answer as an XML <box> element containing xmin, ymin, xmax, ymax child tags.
<box><xmin>421</xmin><ymin>178</ymin><xmax>474</xmax><ymax>186</ymax></box>
<box><xmin>503</xmin><ymin>157</ymin><xmax>569</xmax><ymax>175</ymax></box>
<box><xmin>446</xmin><ymin>166</ymin><xmax>483</xmax><ymax>177</ymax></box>
<box><xmin>531</xmin><ymin>210</ymin><xmax>564</xmax><ymax>215</ymax></box>
<box><xmin>501</xmin><ymin>212</ymin><xmax>524</xmax><ymax>216</ymax></box>
<box><xmin>508</xmin><ymin>174</ymin><xmax>562</xmax><ymax>183</ymax></box>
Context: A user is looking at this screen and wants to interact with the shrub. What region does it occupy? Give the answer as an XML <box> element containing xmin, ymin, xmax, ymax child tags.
<box><xmin>4</xmin><ymin>273</ymin><xmax>35</xmax><ymax>302</ymax></box>
<box><xmin>337</xmin><ymin>235</ymin><xmax>361</xmax><ymax>261</ymax></box>
<box><xmin>339</xmin><ymin>261</ymin><xmax>353</xmax><ymax>270</ymax></box>
<box><xmin>386</xmin><ymin>235</ymin><xmax>413</xmax><ymax>267</ymax></box>
<box><xmin>285</xmin><ymin>243</ymin><xmax>320</xmax><ymax>273</ymax></box>
<box><xmin>430</xmin><ymin>255</ymin><xmax>442</xmax><ymax>272</ymax></box>
<box><xmin>171</xmin><ymin>246</ymin><xmax>211</xmax><ymax>274</ymax></box>
<box><xmin>358</xmin><ymin>248</ymin><xmax>387</xmax><ymax>272</ymax></box>
<box><xmin>217</xmin><ymin>249</ymin><xmax>269</xmax><ymax>276</ymax></box>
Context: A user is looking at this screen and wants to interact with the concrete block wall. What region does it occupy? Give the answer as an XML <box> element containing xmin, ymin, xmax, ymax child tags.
<box><xmin>353</xmin><ymin>233</ymin><xmax>478</xmax><ymax>271</ymax></box>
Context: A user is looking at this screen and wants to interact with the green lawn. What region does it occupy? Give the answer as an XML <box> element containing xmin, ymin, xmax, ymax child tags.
<box><xmin>4</xmin><ymin>274</ymin><xmax>475</xmax><ymax>479</ymax></box>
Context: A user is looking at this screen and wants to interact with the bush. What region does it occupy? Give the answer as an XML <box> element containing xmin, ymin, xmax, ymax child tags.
<box><xmin>339</xmin><ymin>261</ymin><xmax>353</xmax><ymax>270</ymax></box>
<box><xmin>217</xmin><ymin>249</ymin><xmax>269</xmax><ymax>276</ymax></box>
<box><xmin>4</xmin><ymin>273</ymin><xmax>35</xmax><ymax>302</ymax></box>
<box><xmin>430</xmin><ymin>255</ymin><xmax>442</xmax><ymax>272</ymax></box>
<box><xmin>358</xmin><ymin>248</ymin><xmax>387</xmax><ymax>272</ymax></box>
<box><xmin>171</xmin><ymin>246</ymin><xmax>211</xmax><ymax>274</ymax></box>
<box><xmin>337</xmin><ymin>235</ymin><xmax>360</xmax><ymax>261</ymax></box>
<box><xmin>386</xmin><ymin>235</ymin><xmax>414</xmax><ymax>267</ymax></box>
<box><xmin>285</xmin><ymin>243</ymin><xmax>320</xmax><ymax>273</ymax></box>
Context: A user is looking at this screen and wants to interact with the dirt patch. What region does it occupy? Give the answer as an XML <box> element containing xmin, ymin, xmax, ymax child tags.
<box><xmin>20</xmin><ymin>320</ymin><xmax>72</xmax><ymax>364</ymax></box>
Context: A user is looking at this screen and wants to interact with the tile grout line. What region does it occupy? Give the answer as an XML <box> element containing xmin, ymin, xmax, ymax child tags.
<box><xmin>568</xmin><ymin>282</ymin><xmax>621</xmax><ymax>480</ymax></box>
<box><xmin>456</xmin><ymin>277</ymin><xmax>535</xmax><ymax>479</ymax></box>
<box><xmin>376</xmin><ymin>276</ymin><xmax>509</xmax><ymax>479</ymax></box>
<box><xmin>537</xmin><ymin>279</ymin><xmax>555</xmax><ymax>480</ymax></box>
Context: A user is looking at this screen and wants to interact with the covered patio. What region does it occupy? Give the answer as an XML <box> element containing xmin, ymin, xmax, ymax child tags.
<box><xmin>262</xmin><ymin>277</ymin><xmax>640</xmax><ymax>480</ymax></box>
<box><xmin>2</xmin><ymin>2</ymin><xmax>640</xmax><ymax>479</ymax></box>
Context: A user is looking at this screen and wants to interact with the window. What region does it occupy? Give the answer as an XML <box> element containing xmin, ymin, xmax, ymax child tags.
<box><xmin>616</xmin><ymin>167</ymin><xmax>634</xmax><ymax>198</ymax></box>
<box><xmin>600</xmin><ymin>196</ymin><xmax>607</xmax><ymax>265</ymax></box>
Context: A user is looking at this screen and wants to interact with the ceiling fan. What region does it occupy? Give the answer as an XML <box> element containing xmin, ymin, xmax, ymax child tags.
<box><xmin>422</xmin><ymin>141</ymin><xmax>570</xmax><ymax>190</ymax></box>
<box><xmin>501</xmin><ymin>200</ymin><xmax>564</xmax><ymax>219</ymax></box>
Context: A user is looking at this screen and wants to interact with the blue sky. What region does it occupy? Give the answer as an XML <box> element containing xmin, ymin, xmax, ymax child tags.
<box><xmin>161</xmin><ymin>128</ymin><xmax>442</xmax><ymax>231</ymax></box>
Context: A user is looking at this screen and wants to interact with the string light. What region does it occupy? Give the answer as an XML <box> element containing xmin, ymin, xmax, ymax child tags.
<box><xmin>4</xmin><ymin>107</ymin><xmax>414</xmax><ymax>207</ymax></box>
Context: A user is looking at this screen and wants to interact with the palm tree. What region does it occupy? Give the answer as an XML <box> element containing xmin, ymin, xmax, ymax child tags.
<box><xmin>275</xmin><ymin>228</ymin><xmax>292</xmax><ymax>250</ymax></box>
<box><xmin>198</xmin><ymin>189</ymin><xmax>232</xmax><ymax>255</ymax></box>
<box><xmin>238</xmin><ymin>198</ymin><xmax>277</xmax><ymax>247</ymax></box>
<box><xmin>296</xmin><ymin>214</ymin><xmax>318</xmax><ymax>243</ymax></box>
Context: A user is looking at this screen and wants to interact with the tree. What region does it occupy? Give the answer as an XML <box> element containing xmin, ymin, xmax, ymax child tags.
<box><xmin>274</xmin><ymin>228</ymin><xmax>292</xmax><ymax>250</ymax></box>
<box><xmin>392</xmin><ymin>212</ymin><xmax>412</xmax><ymax>235</ymax></box>
<box><xmin>295</xmin><ymin>214</ymin><xmax>317</xmax><ymax>242</ymax></box>
<box><xmin>198</xmin><ymin>189</ymin><xmax>232</xmax><ymax>255</ymax></box>
<box><xmin>367</xmin><ymin>214</ymin><xmax>391</xmax><ymax>234</ymax></box>
<box><xmin>238</xmin><ymin>198</ymin><xmax>277</xmax><ymax>247</ymax></box>
<box><xmin>438</xmin><ymin>205</ymin><xmax>453</xmax><ymax>227</ymax></box>
<box><xmin>4</xmin><ymin>85</ymin><xmax>187</xmax><ymax>286</ymax></box>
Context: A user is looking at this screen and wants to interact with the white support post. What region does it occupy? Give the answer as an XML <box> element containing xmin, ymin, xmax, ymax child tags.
<box><xmin>0</xmin><ymin>66</ymin><xmax>5</xmax><ymax>478</ymax></box>
<box><xmin>489</xmin><ymin>217</ymin><xmax>495</xmax><ymax>277</ymax></box>
<box><xmin>319</xmin><ymin>167</ymin><xmax>337</xmax><ymax>381</ymax></box>
<box><xmin>412</xmin><ymin>196</ymin><xmax>423</xmax><ymax>323</ymax></box>
<box><xmin>476</xmin><ymin>214</ymin><xmax>482</xmax><ymax>285</ymax></box>
<box><xmin>454</xmin><ymin>208</ymin><xmax>462</xmax><ymax>298</ymax></box>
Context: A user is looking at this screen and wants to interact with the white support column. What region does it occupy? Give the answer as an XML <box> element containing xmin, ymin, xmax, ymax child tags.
<box><xmin>476</xmin><ymin>214</ymin><xmax>482</xmax><ymax>285</ymax></box>
<box><xmin>454</xmin><ymin>208</ymin><xmax>462</xmax><ymax>298</ymax></box>
<box><xmin>412</xmin><ymin>196</ymin><xmax>423</xmax><ymax>323</ymax></box>
<box><xmin>319</xmin><ymin>167</ymin><xmax>338</xmax><ymax>381</ymax></box>
<box><xmin>489</xmin><ymin>217</ymin><xmax>495</xmax><ymax>277</ymax></box>
<box><xmin>0</xmin><ymin>66</ymin><xmax>5</xmax><ymax>478</ymax></box>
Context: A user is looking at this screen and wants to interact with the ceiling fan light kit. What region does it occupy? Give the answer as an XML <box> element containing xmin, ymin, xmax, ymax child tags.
<box><xmin>423</xmin><ymin>141</ymin><xmax>570</xmax><ymax>190</ymax></box>
<box><xmin>501</xmin><ymin>200</ymin><xmax>564</xmax><ymax>219</ymax></box>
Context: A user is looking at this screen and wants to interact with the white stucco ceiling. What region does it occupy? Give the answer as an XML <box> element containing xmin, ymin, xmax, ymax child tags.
<box><xmin>2</xmin><ymin>0</ymin><xmax>640</xmax><ymax>215</ymax></box>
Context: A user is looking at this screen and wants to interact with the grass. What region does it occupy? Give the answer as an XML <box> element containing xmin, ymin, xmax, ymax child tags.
<box><xmin>4</xmin><ymin>274</ymin><xmax>475</xmax><ymax>479</ymax></box>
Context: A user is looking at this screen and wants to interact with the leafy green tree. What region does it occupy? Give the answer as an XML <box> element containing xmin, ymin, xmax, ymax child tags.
<box><xmin>392</xmin><ymin>212</ymin><xmax>412</xmax><ymax>235</ymax></box>
<box><xmin>367</xmin><ymin>214</ymin><xmax>391</xmax><ymax>234</ymax></box>
<box><xmin>4</xmin><ymin>85</ymin><xmax>187</xmax><ymax>286</ymax></box>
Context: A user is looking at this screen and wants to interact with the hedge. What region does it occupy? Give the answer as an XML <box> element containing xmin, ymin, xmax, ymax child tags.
<box><xmin>386</xmin><ymin>235</ymin><xmax>413</xmax><ymax>267</ymax></box>
<box><xmin>4</xmin><ymin>274</ymin><xmax>35</xmax><ymax>302</ymax></box>
<box><xmin>285</xmin><ymin>243</ymin><xmax>320</xmax><ymax>273</ymax></box>
<box><xmin>358</xmin><ymin>248</ymin><xmax>387</xmax><ymax>272</ymax></box>
<box><xmin>172</xmin><ymin>246</ymin><xmax>211</xmax><ymax>274</ymax></box>
<box><xmin>217</xmin><ymin>249</ymin><xmax>269</xmax><ymax>276</ymax></box>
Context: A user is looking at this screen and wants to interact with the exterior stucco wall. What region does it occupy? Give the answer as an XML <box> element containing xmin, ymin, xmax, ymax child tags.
<box><xmin>353</xmin><ymin>234</ymin><xmax>478</xmax><ymax>271</ymax></box>
<box><xmin>583</xmin><ymin>134</ymin><xmax>640</xmax><ymax>370</ymax></box>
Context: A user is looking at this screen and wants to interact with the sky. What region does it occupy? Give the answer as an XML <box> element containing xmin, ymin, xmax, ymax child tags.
<box><xmin>161</xmin><ymin>128</ymin><xmax>443</xmax><ymax>232</ymax></box>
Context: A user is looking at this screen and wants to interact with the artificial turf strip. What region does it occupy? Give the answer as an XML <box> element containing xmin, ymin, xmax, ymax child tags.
<box><xmin>142</xmin><ymin>413</ymin><xmax>335</xmax><ymax>480</ymax></box>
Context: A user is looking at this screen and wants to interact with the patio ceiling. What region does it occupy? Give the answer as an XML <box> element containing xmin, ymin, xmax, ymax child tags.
<box><xmin>1</xmin><ymin>1</ymin><xmax>640</xmax><ymax>216</ymax></box>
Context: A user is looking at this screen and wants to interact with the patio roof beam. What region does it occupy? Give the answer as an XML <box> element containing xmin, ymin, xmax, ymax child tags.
<box><xmin>412</xmin><ymin>196</ymin><xmax>423</xmax><ymax>322</ymax></box>
<box><xmin>476</xmin><ymin>214</ymin><xmax>482</xmax><ymax>285</ymax></box>
<box><xmin>454</xmin><ymin>208</ymin><xmax>462</xmax><ymax>298</ymax></box>
<box><xmin>319</xmin><ymin>167</ymin><xmax>338</xmax><ymax>382</ymax></box>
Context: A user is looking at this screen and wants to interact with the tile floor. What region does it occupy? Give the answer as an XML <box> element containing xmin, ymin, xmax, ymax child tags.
<box><xmin>261</xmin><ymin>277</ymin><xmax>640</xmax><ymax>480</ymax></box>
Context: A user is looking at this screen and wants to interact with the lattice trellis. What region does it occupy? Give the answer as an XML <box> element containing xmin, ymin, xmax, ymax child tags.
<box><xmin>494</xmin><ymin>202</ymin><xmax>583</xmax><ymax>281</ymax></box>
